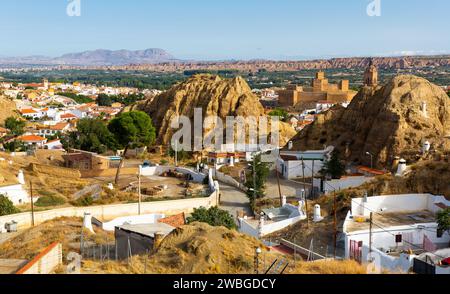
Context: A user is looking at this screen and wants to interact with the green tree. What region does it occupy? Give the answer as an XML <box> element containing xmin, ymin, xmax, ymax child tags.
<box><xmin>56</xmin><ymin>92</ymin><xmax>93</xmax><ymax>104</ymax></box>
<box><xmin>5</xmin><ymin>117</ymin><xmax>26</xmax><ymax>136</ymax></box>
<box><xmin>269</xmin><ymin>108</ymin><xmax>289</xmax><ymax>122</ymax></box>
<box><xmin>0</xmin><ymin>195</ymin><xmax>20</xmax><ymax>216</ymax></box>
<box><xmin>61</xmin><ymin>118</ymin><xmax>117</xmax><ymax>154</ymax></box>
<box><xmin>108</xmin><ymin>111</ymin><xmax>156</xmax><ymax>184</ymax></box>
<box><xmin>321</xmin><ymin>150</ymin><xmax>345</xmax><ymax>179</ymax></box>
<box><xmin>96</xmin><ymin>94</ymin><xmax>113</xmax><ymax>107</ymax></box>
<box><xmin>245</xmin><ymin>154</ymin><xmax>270</xmax><ymax>207</ymax></box>
<box><xmin>186</xmin><ymin>206</ymin><xmax>237</xmax><ymax>230</ymax></box>
<box><xmin>168</xmin><ymin>147</ymin><xmax>190</xmax><ymax>162</ymax></box>
<box><xmin>437</xmin><ymin>208</ymin><xmax>450</xmax><ymax>236</ymax></box>
<box><xmin>4</xmin><ymin>140</ymin><xmax>26</xmax><ymax>152</ymax></box>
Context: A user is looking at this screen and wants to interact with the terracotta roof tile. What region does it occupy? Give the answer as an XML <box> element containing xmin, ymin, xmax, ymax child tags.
<box><xmin>158</xmin><ymin>213</ymin><xmax>186</xmax><ymax>228</ymax></box>
<box><xmin>18</xmin><ymin>135</ymin><xmax>47</xmax><ymax>142</ymax></box>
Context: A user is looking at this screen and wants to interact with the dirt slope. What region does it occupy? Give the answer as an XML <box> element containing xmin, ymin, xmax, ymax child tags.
<box><xmin>0</xmin><ymin>95</ymin><xmax>17</xmax><ymax>125</ymax></box>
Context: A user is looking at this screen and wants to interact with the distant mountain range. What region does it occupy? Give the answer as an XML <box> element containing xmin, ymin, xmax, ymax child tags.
<box><xmin>0</xmin><ymin>48</ymin><xmax>449</xmax><ymax>70</ymax></box>
<box><xmin>0</xmin><ymin>48</ymin><xmax>178</xmax><ymax>66</ymax></box>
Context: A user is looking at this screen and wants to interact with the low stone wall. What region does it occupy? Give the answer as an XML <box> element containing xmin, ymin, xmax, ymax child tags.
<box><xmin>80</xmin><ymin>167</ymin><xmax>138</xmax><ymax>178</ymax></box>
<box><xmin>0</xmin><ymin>191</ymin><xmax>218</xmax><ymax>230</ymax></box>
<box><xmin>16</xmin><ymin>242</ymin><xmax>62</xmax><ymax>274</ymax></box>
<box><xmin>214</xmin><ymin>169</ymin><xmax>247</xmax><ymax>191</ymax></box>
<box><xmin>31</xmin><ymin>163</ymin><xmax>81</xmax><ymax>179</ymax></box>
<box><xmin>140</xmin><ymin>165</ymin><xmax>206</xmax><ymax>183</ymax></box>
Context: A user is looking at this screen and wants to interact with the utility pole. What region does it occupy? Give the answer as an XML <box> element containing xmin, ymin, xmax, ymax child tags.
<box><xmin>29</xmin><ymin>181</ymin><xmax>35</xmax><ymax>227</ymax></box>
<box><xmin>311</xmin><ymin>160</ymin><xmax>315</xmax><ymax>199</ymax></box>
<box><xmin>333</xmin><ymin>191</ymin><xmax>337</xmax><ymax>259</ymax></box>
<box><xmin>253</xmin><ymin>156</ymin><xmax>257</xmax><ymax>201</ymax></box>
<box><xmin>369</xmin><ymin>212</ymin><xmax>373</xmax><ymax>254</ymax></box>
<box><xmin>175</xmin><ymin>141</ymin><xmax>178</xmax><ymax>167</ymax></box>
<box><xmin>137</xmin><ymin>170</ymin><xmax>142</xmax><ymax>215</ymax></box>
<box><xmin>301</xmin><ymin>157</ymin><xmax>309</xmax><ymax>227</ymax></box>
<box><xmin>275</xmin><ymin>165</ymin><xmax>283</xmax><ymax>207</ymax></box>
<box><xmin>366</xmin><ymin>152</ymin><xmax>374</xmax><ymax>169</ymax></box>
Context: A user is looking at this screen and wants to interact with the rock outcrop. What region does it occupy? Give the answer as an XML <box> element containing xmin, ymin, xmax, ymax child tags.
<box><xmin>138</xmin><ymin>74</ymin><xmax>296</xmax><ymax>147</ymax></box>
<box><xmin>289</xmin><ymin>75</ymin><xmax>450</xmax><ymax>168</ymax></box>
<box><xmin>0</xmin><ymin>95</ymin><xmax>17</xmax><ymax>124</ymax></box>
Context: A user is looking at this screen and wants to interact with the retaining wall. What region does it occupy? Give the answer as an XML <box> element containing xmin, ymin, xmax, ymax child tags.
<box><xmin>16</xmin><ymin>242</ymin><xmax>62</xmax><ymax>274</ymax></box>
<box><xmin>0</xmin><ymin>191</ymin><xmax>218</xmax><ymax>230</ymax></box>
<box><xmin>31</xmin><ymin>163</ymin><xmax>81</xmax><ymax>178</ymax></box>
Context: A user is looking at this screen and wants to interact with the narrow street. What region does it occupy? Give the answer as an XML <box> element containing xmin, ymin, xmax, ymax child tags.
<box><xmin>218</xmin><ymin>183</ymin><xmax>253</xmax><ymax>219</ymax></box>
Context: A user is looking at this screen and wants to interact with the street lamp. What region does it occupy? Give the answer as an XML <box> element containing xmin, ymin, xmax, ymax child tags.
<box><xmin>137</xmin><ymin>168</ymin><xmax>142</xmax><ymax>215</ymax></box>
<box><xmin>366</xmin><ymin>152</ymin><xmax>374</xmax><ymax>169</ymax></box>
<box><xmin>254</xmin><ymin>247</ymin><xmax>262</xmax><ymax>274</ymax></box>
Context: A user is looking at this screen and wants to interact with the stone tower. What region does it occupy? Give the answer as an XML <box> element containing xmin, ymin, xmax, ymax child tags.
<box><xmin>43</xmin><ymin>78</ymin><xmax>49</xmax><ymax>90</ymax></box>
<box><xmin>364</xmin><ymin>59</ymin><xmax>378</xmax><ymax>87</ymax></box>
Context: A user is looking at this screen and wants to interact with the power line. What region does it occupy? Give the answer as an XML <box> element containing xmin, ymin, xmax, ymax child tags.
<box><xmin>299</xmin><ymin>159</ymin><xmax>447</xmax><ymax>260</ymax></box>
<box><xmin>370</xmin><ymin>221</ymin><xmax>447</xmax><ymax>260</ymax></box>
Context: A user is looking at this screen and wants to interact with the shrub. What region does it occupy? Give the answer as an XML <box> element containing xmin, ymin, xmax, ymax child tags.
<box><xmin>437</xmin><ymin>208</ymin><xmax>450</xmax><ymax>236</ymax></box>
<box><xmin>72</xmin><ymin>195</ymin><xmax>94</xmax><ymax>207</ymax></box>
<box><xmin>0</xmin><ymin>195</ymin><xmax>20</xmax><ymax>216</ymax></box>
<box><xmin>186</xmin><ymin>206</ymin><xmax>237</xmax><ymax>230</ymax></box>
<box><xmin>35</xmin><ymin>192</ymin><xmax>66</xmax><ymax>207</ymax></box>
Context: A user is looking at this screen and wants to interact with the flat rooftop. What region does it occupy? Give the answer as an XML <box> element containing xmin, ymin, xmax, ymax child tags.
<box><xmin>346</xmin><ymin>210</ymin><xmax>436</xmax><ymax>233</ymax></box>
<box><xmin>116</xmin><ymin>223</ymin><xmax>175</xmax><ymax>238</ymax></box>
<box><xmin>262</xmin><ymin>207</ymin><xmax>293</xmax><ymax>222</ymax></box>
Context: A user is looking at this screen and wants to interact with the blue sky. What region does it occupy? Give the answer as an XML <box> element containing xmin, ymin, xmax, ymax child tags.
<box><xmin>0</xmin><ymin>0</ymin><xmax>449</xmax><ymax>60</ymax></box>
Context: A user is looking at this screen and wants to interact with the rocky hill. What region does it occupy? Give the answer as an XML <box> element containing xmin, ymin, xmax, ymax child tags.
<box><xmin>0</xmin><ymin>48</ymin><xmax>177</xmax><ymax>66</ymax></box>
<box><xmin>137</xmin><ymin>74</ymin><xmax>296</xmax><ymax>147</ymax></box>
<box><xmin>98</xmin><ymin>55</ymin><xmax>450</xmax><ymax>72</ymax></box>
<box><xmin>289</xmin><ymin>75</ymin><xmax>450</xmax><ymax>168</ymax></box>
<box><xmin>0</xmin><ymin>95</ymin><xmax>17</xmax><ymax>124</ymax></box>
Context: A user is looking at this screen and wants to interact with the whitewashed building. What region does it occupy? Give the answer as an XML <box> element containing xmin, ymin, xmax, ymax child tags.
<box><xmin>343</xmin><ymin>194</ymin><xmax>450</xmax><ymax>274</ymax></box>
<box><xmin>239</xmin><ymin>196</ymin><xmax>307</xmax><ymax>238</ymax></box>
<box><xmin>276</xmin><ymin>146</ymin><xmax>334</xmax><ymax>179</ymax></box>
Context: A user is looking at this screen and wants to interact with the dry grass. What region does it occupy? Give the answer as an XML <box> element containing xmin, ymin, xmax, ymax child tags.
<box><xmin>83</xmin><ymin>222</ymin><xmax>279</xmax><ymax>274</ymax></box>
<box><xmin>287</xmin><ymin>259</ymin><xmax>367</xmax><ymax>274</ymax></box>
<box><xmin>0</xmin><ymin>151</ymin><xmax>95</xmax><ymax>203</ymax></box>
<box><xmin>81</xmin><ymin>222</ymin><xmax>371</xmax><ymax>275</ymax></box>
<box><xmin>0</xmin><ymin>217</ymin><xmax>113</xmax><ymax>260</ymax></box>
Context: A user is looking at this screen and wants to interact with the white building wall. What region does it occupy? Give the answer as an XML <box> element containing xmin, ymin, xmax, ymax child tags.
<box><xmin>102</xmin><ymin>213</ymin><xmax>166</xmax><ymax>231</ymax></box>
<box><xmin>0</xmin><ymin>184</ymin><xmax>31</xmax><ymax>205</ymax></box>
<box><xmin>139</xmin><ymin>165</ymin><xmax>206</xmax><ymax>183</ymax></box>
<box><xmin>314</xmin><ymin>176</ymin><xmax>373</xmax><ymax>194</ymax></box>
<box><xmin>239</xmin><ymin>219</ymin><xmax>259</xmax><ymax>239</ymax></box>
<box><xmin>277</xmin><ymin>159</ymin><xmax>324</xmax><ymax>179</ymax></box>
<box><xmin>351</xmin><ymin>194</ymin><xmax>450</xmax><ymax>217</ymax></box>
<box><xmin>0</xmin><ymin>190</ymin><xmax>218</xmax><ymax>230</ymax></box>
<box><xmin>259</xmin><ymin>215</ymin><xmax>306</xmax><ymax>236</ymax></box>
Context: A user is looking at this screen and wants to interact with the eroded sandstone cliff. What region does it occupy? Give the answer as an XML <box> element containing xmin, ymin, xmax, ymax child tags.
<box><xmin>138</xmin><ymin>74</ymin><xmax>296</xmax><ymax>147</ymax></box>
<box><xmin>290</xmin><ymin>75</ymin><xmax>450</xmax><ymax>168</ymax></box>
<box><xmin>0</xmin><ymin>95</ymin><xmax>17</xmax><ymax>124</ymax></box>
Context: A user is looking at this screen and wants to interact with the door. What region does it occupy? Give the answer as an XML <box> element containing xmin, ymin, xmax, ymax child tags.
<box><xmin>349</xmin><ymin>240</ymin><xmax>363</xmax><ymax>264</ymax></box>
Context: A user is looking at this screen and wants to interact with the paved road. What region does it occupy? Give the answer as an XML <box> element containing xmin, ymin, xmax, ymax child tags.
<box><xmin>218</xmin><ymin>183</ymin><xmax>253</xmax><ymax>219</ymax></box>
<box><xmin>265</xmin><ymin>171</ymin><xmax>312</xmax><ymax>200</ymax></box>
